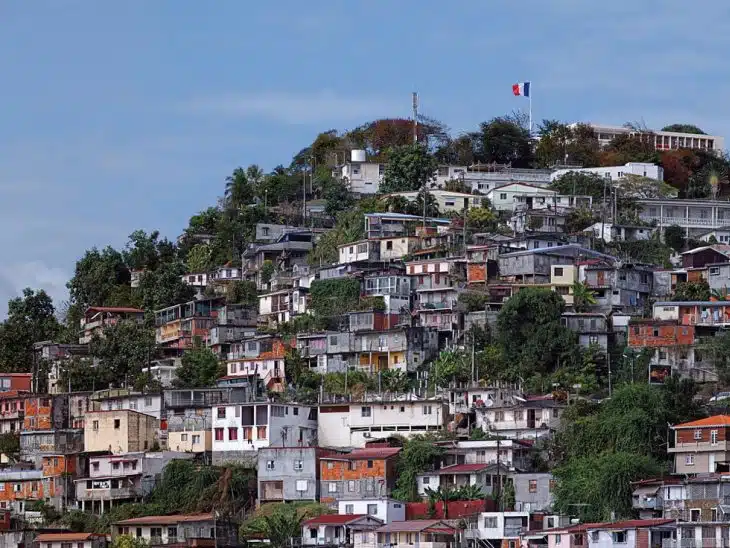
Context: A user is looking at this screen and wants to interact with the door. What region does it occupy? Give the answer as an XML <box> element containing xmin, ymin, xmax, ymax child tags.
<box><xmin>710</xmin><ymin>454</ymin><xmax>716</xmax><ymax>473</ymax></box>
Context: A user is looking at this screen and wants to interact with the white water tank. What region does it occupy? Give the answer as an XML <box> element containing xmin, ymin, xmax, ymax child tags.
<box><xmin>351</xmin><ymin>149</ymin><xmax>366</xmax><ymax>162</ymax></box>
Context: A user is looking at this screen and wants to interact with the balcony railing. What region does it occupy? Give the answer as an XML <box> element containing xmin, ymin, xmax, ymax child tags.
<box><xmin>643</xmin><ymin>215</ymin><xmax>715</xmax><ymax>227</ymax></box>
<box><xmin>79</xmin><ymin>487</ymin><xmax>138</xmax><ymax>500</ymax></box>
<box><xmin>663</xmin><ymin>541</ymin><xmax>730</xmax><ymax>548</ymax></box>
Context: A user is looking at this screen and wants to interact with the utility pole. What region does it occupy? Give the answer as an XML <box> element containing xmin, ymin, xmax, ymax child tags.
<box><xmin>496</xmin><ymin>437</ymin><xmax>502</xmax><ymax>511</ymax></box>
<box><xmin>412</xmin><ymin>92</ymin><xmax>418</xmax><ymax>144</ymax></box>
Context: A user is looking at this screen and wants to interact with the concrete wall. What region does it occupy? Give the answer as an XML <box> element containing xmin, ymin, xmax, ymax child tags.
<box><xmin>257</xmin><ymin>447</ymin><xmax>318</xmax><ymax>502</ymax></box>
<box><xmin>512</xmin><ymin>473</ymin><xmax>554</xmax><ymax>512</ymax></box>
<box><xmin>85</xmin><ymin>411</ymin><xmax>159</xmax><ymax>454</ymax></box>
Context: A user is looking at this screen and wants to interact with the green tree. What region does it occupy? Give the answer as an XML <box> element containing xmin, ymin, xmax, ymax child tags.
<box><xmin>0</xmin><ymin>288</ymin><xmax>61</xmax><ymax>372</ymax></box>
<box><xmin>58</xmin><ymin>357</ymin><xmax>105</xmax><ymax>392</ymax></box>
<box><xmin>174</xmin><ymin>347</ymin><xmax>223</xmax><ymax>388</ymax></box>
<box><xmin>123</xmin><ymin>230</ymin><xmax>175</xmax><ymax>272</ymax></box>
<box><xmin>0</xmin><ymin>432</ymin><xmax>20</xmax><ymax>462</ymax></box>
<box><xmin>225</xmin><ymin>167</ymin><xmax>256</xmax><ymax>209</ymax></box>
<box><xmin>379</xmin><ymin>143</ymin><xmax>438</xmax><ymax>193</ymax></box>
<box><xmin>393</xmin><ymin>435</ymin><xmax>445</xmax><ymax>502</ymax></box>
<box><xmin>113</xmin><ymin>536</ymin><xmax>149</xmax><ymax>548</ymax></box>
<box><xmin>661</xmin><ymin>124</ymin><xmax>705</xmax><ymax>134</ymax></box>
<box><xmin>67</xmin><ymin>246</ymin><xmax>131</xmax><ymax>307</ymax></box>
<box><xmin>615</xmin><ymin>174</ymin><xmax>678</xmax><ymax>199</ymax></box>
<box><xmin>673</xmin><ymin>280</ymin><xmax>710</xmax><ymax>301</ymax></box>
<box><xmin>185</xmin><ymin>244</ymin><xmax>212</xmax><ymax>273</ymax></box>
<box><xmin>136</xmin><ymin>261</ymin><xmax>195</xmax><ymax>311</ymax></box>
<box><xmin>572</xmin><ymin>282</ymin><xmax>597</xmax><ymax>312</ymax></box>
<box><xmin>466</xmin><ymin>206</ymin><xmax>498</xmax><ymax>231</ymax></box>
<box><xmin>549</xmin><ymin>172</ymin><xmax>607</xmax><ymax>201</ymax></box>
<box><xmin>475</xmin><ymin>117</ymin><xmax>533</xmax><ymax>167</ymax></box>
<box><xmin>380</xmin><ymin>369</ymin><xmax>411</xmax><ymax>393</ymax></box>
<box><xmin>226</xmin><ymin>281</ymin><xmax>258</xmax><ymax>307</ymax></box>
<box><xmin>565</xmin><ymin>209</ymin><xmax>597</xmax><ymax>234</ymax></box>
<box><xmin>443</xmin><ymin>179</ymin><xmax>471</xmax><ymax>193</ymax></box>
<box><xmin>496</xmin><ymin>288</ymin><xmax>579</xmax><ymax>377</ymax></box>
<box><xmin>309</xmin><ymin>278</ymin><xmax>361</xmax><ymax>318</ymax></box>
<box><xmin>89</xmin><ymin>321</ymin><xmax>155</xmax><ymax>388</ymax></box>
<box><xmin>430</xmin><ymin>350</ymin><xmax>471</xmax><ymax>388</ymax></box>
<box><xmin>664</xmin><ymin>225</ymin><xmax>685</xmax><ymax>252</ymax></box>
<box><xmin>552</xmin><ymin>451</ymin><xmax>661</xmax><ymax>521</ymax></box>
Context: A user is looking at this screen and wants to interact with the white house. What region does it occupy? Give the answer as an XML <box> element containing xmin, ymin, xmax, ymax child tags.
<box><xmin>486</xmin><ymin>183</ymin><xmax>557</xmax><ymax>212</ymax></box>
<box><xmin>335</xmin><ymin>150</ymin><xmax>384</xmax><ymax>194</ymax></box>
<box><xmin>433</xmin><ymin>165</ymin><xmax>553</xmax><ymax>192</ymax></box>
<box><xmin>373</xmin><ymin>520</ymin><xmax>459</xmax><ymax>548</ymax></box>
<box><xmin>470</xmin><ymin>512</ymin><xmax>530</xmax><ymax>542</ymax></box>
<box><xmin>91</xmin><ymin>391</ymin><xmax>163</xmax><ymax>420</ymax></box>
<box><xmin>302</xmin><ymin>514</ymin><xmax>383</xmax><ymax>547</ymax></box>
<box><xmin>317</xmin><ymin>398</ymin><xmax>446</xmax><ymax>448</ymax></box>
<box><xmin>181</xmin><ymin>272</ymin><xmax>208</xmax><ymax>288</ymax></box>
<box><xmin>112</xmin><ymin>514</ymin><xmax>222</xmax><ymax>545</ymax></box>
<box><xmin>386</xmin><ymin>190</ymin><xmax>483</xmax><ymax>213</ymax></box>
<box><xmin>637</xmin><ymin>198</ymin><xmax>730</xmax><ymax>238</ymax></box>
<box><xmin>551</xmin><ymin>162</ymin><xmax>664</xmax><ymax>182</ymax></box>
<box><xmin>698</xmin><ymin>227</ymin><xmax>730</xmax><ymax>244</ymax></box>
<box><xmin>338</xmin><ymin>498</ymin><xmax>406</xmax><ymax>524</ymax></box>
<box><xmin>338</xmin><ymin>240</ymin><xmax>380</xmax><ymax>265</ymax></box>
<box><xmin>212</xmin><ymin>402</ymin><xmax>318</xmax><ymax>459</ymax></box>
<box><xmin>586</xmin><ymin>222</ymin><xmax>655</xmax><ymax>243</ymax></box>
<box><xmin>416</xmin><ymin>463</ymin><xmax>495</xmax><ymax>497</ymax></box>
<box><xmin>34</xmin><ymin>533</ymin><xmax>107</xmax><ymax>548</ymax></box>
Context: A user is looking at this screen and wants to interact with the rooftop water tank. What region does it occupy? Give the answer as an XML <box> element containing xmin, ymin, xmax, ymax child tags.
<box><xmin>351</xmin><ymin>149</ymin><xmax>366</xmax><ymax>162</ymax></box>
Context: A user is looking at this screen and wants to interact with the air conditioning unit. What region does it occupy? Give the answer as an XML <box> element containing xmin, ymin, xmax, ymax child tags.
<box><xmin>363</xmin><ymin>433</ymin><xmax>372</xmax><ymax>438</ymax></box>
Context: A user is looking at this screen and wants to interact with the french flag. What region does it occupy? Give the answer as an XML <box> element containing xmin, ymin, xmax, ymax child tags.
<box><xmin>512</xmin><ymin>82</ymin><xmax>530</xmax><ymax>97</ymax></box>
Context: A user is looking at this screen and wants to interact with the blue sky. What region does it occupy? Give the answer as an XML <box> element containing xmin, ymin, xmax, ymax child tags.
<box><xmin>1</xmin><ymin>0</ymin><xmax>729</xmax><ymax>316</ymax></box>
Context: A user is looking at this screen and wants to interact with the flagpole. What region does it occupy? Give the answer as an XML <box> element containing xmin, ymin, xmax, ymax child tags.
<box><xmin>529</xmin><ymin>82</ymin><xmax>532</xmax><ymax>137</ymax></box>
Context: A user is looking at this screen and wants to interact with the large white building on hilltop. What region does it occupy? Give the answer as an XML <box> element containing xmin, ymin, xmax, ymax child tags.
<box><xmin>550</xmin><ymin>162</ymin><xmax>664</xmax><ymax>182</ymax></box>
<box><xmin>572</xmin><ymin>123</ymin><xmax>725</xmax><ymax>153</ymax></box>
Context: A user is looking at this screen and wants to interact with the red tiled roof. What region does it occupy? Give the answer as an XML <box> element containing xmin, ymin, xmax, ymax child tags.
<box><xmin>673</xmin><ymin>415</ymin><xmax>730</xmax><ymax>429</ymax></box>
<box><xmin>0</xmin><ymin>390</ymin><xmax>28</xmax><ymax>399</ymax></box>
<box><xmin>86</xmin><ymin>306</ymin><xmax>144</xmax><ymax>314</ymax></box>
<box><xmin>435</xmin><ymin>464</ymin><xmax>489</xmax><ymax>474</ymax></box>
<box><xmin>303</xmin><ymin>514</ymin><xmax>366</xmax><ymax>526</ymax></box>
<box><xmin>114</xmin><ymin>513</ymin><xmax>213</xmax><ymax>526</ymax></box>
<box><xmin>35</xmin><ymin>533</ymin><xmax>102</xmax><ymax>542</ymax></box>
<box><xmin>322</xmin><ymin>447</ymin><xmax>401</xmax><ymax>460</ymax></box>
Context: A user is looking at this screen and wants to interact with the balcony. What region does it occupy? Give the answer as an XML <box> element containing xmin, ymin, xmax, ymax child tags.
<box><xmin>663</xmin><ymin>541</ymin><xmax>730</xmax><ymax>548</ymax></box>
<box><xmin>643</xmin><ymin>215</ymin><xmax>715</xmax><ymax>228</ymax></box>
<box><xmin>78</xmin><ymin>487</ymin><xmax>138</xmax><ymax>500</ymax></box>
<box><xmin>419</xmin><ymin>300</ymin><xmax>457</xmax><ymax>311</ymax></box>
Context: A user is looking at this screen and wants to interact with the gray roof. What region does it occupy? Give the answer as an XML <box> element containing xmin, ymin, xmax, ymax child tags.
<box><xmin>375</xmin><ymin>520</ymin><xmax>456</xmax><ymax>533</ymax></box>
<box><xmin>499</xmin><ymin>244</ymin><xmax>616</xmax><ymax>261</ymax></box>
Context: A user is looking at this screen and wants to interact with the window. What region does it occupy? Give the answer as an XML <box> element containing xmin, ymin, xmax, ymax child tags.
<box><xmin>294</xmin><ymin>460</ymin><xmax>303</xmax><ymax>471</ymax></box>
<box><xmin>112</xmin><ymin>462</ymin><xmax>120</xmax><ymax>470</ymax></box>
<box><xmin>217</xmin><ymin>407</ymin><xmax>226</xmax><ymax>419</ymax></box>
<box><xmin>686</xmin><ymin>454</ymin><xmax>695</xmax><ymax>466</ymax></box>
<box><xmin>367</xmin><ymin>504</ymin><xmax>378</xmax><ymax>515</ymax></box>
<box><xmin>214</xmin><ymin>428</ymin><xmax>224</xmax><ymax>441</ymax></box>
<box><xmin>180</xmin><ymin>433</ymin><xmax>188</xmax><ymax>442</ymax></box>
<box><xmin>591</xmin><ymin>532</ymin><xmax>599</xmax><ymax>542</ymax></box>
<box><xmin>690</xmin><ymin>509</ymin><xmax>701</xmax><ymax>522</ymax></box>
<box><xmin>92</xmin><ymin>420</ymin><xmax>99</xmax><ymax>431</ymax></box>
<box><xmin>495</xmin><ymin>411</ymin><xmax>504</xmax><ymax>421</ymax></box>
<box><xmin>549</xmin><ymin>479</ymin><xmax>556</xmax><ymax>492</ymax></box>
<box><xmin>386</xmin><ymin>241</ymin><xmax>393</xmax><ymax>250</ymax></box>
<box><xmin>114</xmin><ymin>419</ymin><xmax>121</xmax><ymax>429</ymax></box>
<box><xmin>293</xmin><ymin>407</ymin><xmax>299</xmax><ymax>416</ymax></box>
<box><xmin>712</xmin><ymin>508</ymin><xmax>719</xmax><ymax>522</ymax></box>
<box><xmin>554</xmin><ymin>267</ymin><xmax>563</xmax><ymax>276</ymax></box>
<box><xmin>555</xmin><ymin>535</ymin><xmax>562</xmax><ymax>544</ymax></box>
<box><xmin>500</xmin><ymin>193</ymin><xmax>507</xmax><ymax>200</ymax></box>
<box><xmin>145</xmin><ymin>397</ymin><xmax>152</xmax><ymax>407</ymax></box>
<box><xmin>327</xmin><ymin>462</ymin><xmax>334</xmax><ymax>470</ymax></box>
<box><xmin>484</xmin><ymin>516</ymin><xmax>498</xmax><ymax>528</ymax></box>
<box><xmin>228</xmin><ymin>428</ymin><xmax>238</xmax><ymax>441</ymax></box>
<box><xmin>345</xmin><ymin>504</ymin><xmax>354</xmax><ymax>514</ymax></box>
<box><xmin>92</xmin><ymin>462</ymin><xmax>99</xmax><ymax>471</ymax></box>
<box><xmin>694</xmin><ymin>429</ymin><xmax>703</xmax><ymax>440</ymax></box>
<box><xmin>423</xmin><ymin>405</ymin><xmax>433</xmax><ymax>415</ymax></box>
<box><xmin>710</xmin><ymin>267</ymin><xmax>720</xmax><ymax>276</ymax></box>
<box><xmin>367</xmin><ymin>460</ymin><xmax>374</xmax><ymax>469</ymax></box>
<box><xmin>295</xmin><ymin>480</ymin><xmax>308</xmax><ymax>492</ymax></box>
<box><xmin>423</xmin><ymin>476</ymin><xmax>430</xmax><ymax>485</ymax></box>
<box><xmin>192</xmin><ymin>435</ymin><xmax>200</xmax><ymax>444</ymax></box>
<box><xmin>361</xmin><ymin>406</ymin><xmax>372</xmax><ymax>417</ymax></box>
<box><xmin>712</xmin><ymin>430</ymin><xmax>719</xmax><ymax>445</ymax></box>
<box><xmin>328</xmin><ymin>482</ymin><xmax>337</xmax><ymax>493</ymax></box>
<box><xmin>529</xmin><ymin>480</ymin><xmax>538</xmax><ymax>493</ymax></box>
<box><xmin>612</xmin><ymin>531</ymin><xmax>627</xmax><ymax>543</ymax></box>
<box><xmin>266</xmin><ymin>460</ymin><xmax>275</xmax><ymax>471</ymax></box>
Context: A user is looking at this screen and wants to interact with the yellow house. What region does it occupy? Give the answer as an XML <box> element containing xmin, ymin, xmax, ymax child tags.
<box><xmin>167</xmin><ymin>430</ymin><xmax>212</xmax><ymax>453</ymax></box>
<box><xmin>550</xmin><ymin>264</ymin><xmax>578</xmax><ymax>306</ymax></box>
<box><xmin>85</xmin><ymin>410</ymin><xmax>159</xmax><ymax>454</ymax></box>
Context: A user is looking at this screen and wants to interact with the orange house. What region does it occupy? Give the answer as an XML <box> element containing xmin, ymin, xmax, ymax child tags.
<box><xmin>23</xmin><ymin>396</ymin><xmax>53</xmax><ymax>430</ymax></box>
<box><xmin>0</xmin><ymin>471</ymin><xmax>45</xmax><ymax>508</ymax></box>
<box><xmin>319</xmin><ymin>447</ymin><xmax>401</xmax><ymax>503</ymax></box>
<box><xmin>628</xmin><ymin>321</ymin><xmax>695</xmax><ymax>349</ymax></box>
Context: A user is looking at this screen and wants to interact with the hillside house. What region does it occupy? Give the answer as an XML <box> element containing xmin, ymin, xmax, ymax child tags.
<box><xmin>373</xmin><ymin>520</ymin><xmax>459</xmax><ymax>548</ymax></box>
<box><xmin>79</xmin><ymin>306</ymin><xmax>144</xmax><ymax>344</ymax></box>
<box><xmin>164</xmin><ymin>389</ymin><xmax>238</xmax><ymax>453</ymax></box>
<box><xmin>33</xmin><ymin>533</ymin><xmax>107</xmax><ymax>548</ymax></box>
<box><xmin>319</xmin><ymin>447</ymin><xmax>401</xmax><ymax>503</ymax></box>
<box><xmin>669</xmin><ymin>416</ymin><xmax>730</xmax><ymax>475</ymax></box>
<box><xmin>474</xmin><ymin>394</ymin><xmax>565</xmax><ymax>440</ymax></box>
<box><xmin>302</xmin><ymin>514</ymin><xmax>383</xmax><ymax>547</ymax></box>
<box><xmin>258</xmin><ymin>447</ymin><xmax>334</xmax><ymax>503</ymax></box>
<box><xmin>317</xmin><ymin>398</ymin><xmax>446</xmax><ymax>448</ymax></box>
<box><xmin>84</xmin><ymin>410</ymin><xmax>159</xmax><ymax>454</ymax></box>
<box><xmin>113</xmin><ymin>513</ymin><xmax>237</xmax><ymax>546</ymax></box>
<box><xmin>211</xmin><ymin>403</ymin><xmax>318</xmax><ymax>464</ymax></box>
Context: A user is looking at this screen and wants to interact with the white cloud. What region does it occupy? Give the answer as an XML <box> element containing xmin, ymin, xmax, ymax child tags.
<box><xmin>0</xmin><ymin>261</ymin><xmax>70</xmax><ymax>318</ymax></box>
<box><xmin>182</xmin><ymin>90</ymin><xmax>401</xmax><ymax>125</ymax></box>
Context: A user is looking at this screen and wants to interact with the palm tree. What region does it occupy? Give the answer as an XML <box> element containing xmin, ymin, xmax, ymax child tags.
<box><xmin>712</xmin><ymin>287</ymin><xmax>729</xmax><ymax>301</ymax></box>
<box><xmin>456</xmin><ymin>484</ymin><xmax>486</xmax><ymax>500</ymax></box>
<box><xmin>225</xmin><ymin>167</ymin><xmax>253</xmax><ymax>210</ymax></box>
<box><xmin>381</xmin><ymin>195</ymin><xmax>409</xmax><ymax>214</ymax></box>
<box><xmin>425</xmin><ymin>486</ymin><xmax>458</xmax><ymax>519</ymax></box>
<box><xmin>572</xmin><ymin>281</ymin><xmax>597</xmax><ymax>312</ymax></box>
